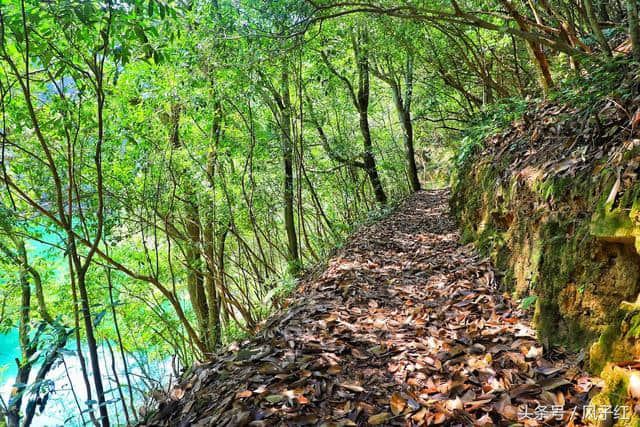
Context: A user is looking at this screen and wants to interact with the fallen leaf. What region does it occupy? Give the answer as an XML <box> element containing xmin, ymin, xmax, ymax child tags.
<box><xmin>390</xmin><ymin>393</ymin><xmax>406</xmax><ymax>415</ymax></box>
<box><xmin>339</xmin><ymin>382</ymin><xmax>364</xmax><ymax>393</ymax></box>
<box><xmin>327</xmin><ymin>364</ymin><xmax>341</xmax><ymax>375</ymax></box>
<box><xmin>538</xmin><ymin>377</ymin><xmax>570</xmax><ymax>391</ymax></box>
<box><xmin>433</xmin><ymin>412</ymin><xmax>447</xmax><ymax>424</ymax></box>
<box><xmin>288</xmin><ymin>414</ymin><xmax>318</xmax><ymax>425</ymax></box>
<box><xmin>265</xmin><ymin>394</ymin><xmax>284</xmax><ymax>403</ymax></box>
<box><xmin>170</xmin><ymin>387</ymin><xmax>185</xmax><ymax>400</ymax></box>
<box><xmin>235</xmin><ymin>390</ymin><xmax>252</xmax><ymax>398</ymax></box>
<box><xmin>368</xmin><ymin>412</ymin><xmax>390</xmax><ymax>425</ymax></box>
<box><xmin>446</xmin><ymin>397</ymin><xmax>463</xmax><ymax>411</ymax></box>
<box><xmin>412</xmin><ymin>407</ymin><xmax>427</xmax><ymax>421</ymax></box>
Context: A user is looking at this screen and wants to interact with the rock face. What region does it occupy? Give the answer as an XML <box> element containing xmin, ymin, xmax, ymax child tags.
<box><xmin>451</xmin><ymin>98</ymin><xmax>640</xmax><ymax>367</ymax></box>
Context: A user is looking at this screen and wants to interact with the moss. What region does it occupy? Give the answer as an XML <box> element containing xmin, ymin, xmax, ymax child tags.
<box><xmin>590</xmin><ymin>313</ymin><xmax>626</xmax><ymax>373</ymax></box>
<box><xmin>535</xmin><ymin>176</ymin><xmax>572</xmax><ymax>202</ymax></box>
<box><xmin>533</xmin><ymin>297</ymin><xmax>562</xmax><ymax>343</ymax></box>
<box><xmin>460</xmin><ymin>225</ymin><xmax>476</xmax><ymax>244</ymax></box>
<box><xmin>589</xmin><ymin>304</ymin><xmax>640</xmax><ymax>374</ymax></box>
<box><xmin>588</xmin><ymin>364</ymin><xmax>640</xmax><ymax>426</ymax></box>
<box><xmin>529</xmin><ymin>238</ymin><xmax>543</xmax><ymax>287</ymax></box>
<box><xmin>626</xmin><ymin>312</ymin><xmax>640</xmax><ymax>338</ymax></box>
<box><xmin>564</xmin><ymin>317</ymin><xmax>597</xmax><ymax>351</ymax></box>
<box><xmin>451</xmin><ymin>118</ymin><xmax>640</xmax><ymax>361</ymax></box>
<box><xmin>591</xmin><ymin>209</ymin><xmax>638</xmax><ymax>247</ymax></box>
<box><xmin>493</xmin><ymin>243</ymin><xmax>511</xmax><ymax>274</ymax></box>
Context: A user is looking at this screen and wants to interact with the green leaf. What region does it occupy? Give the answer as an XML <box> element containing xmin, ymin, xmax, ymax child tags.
<box><xmin>520</xmin><ymin>296</ymin><xmax>537</xmax><ymax>310</ymax></box>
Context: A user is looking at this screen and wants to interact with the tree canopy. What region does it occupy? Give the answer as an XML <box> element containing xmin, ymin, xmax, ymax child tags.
<box><xmin>1</xmin><ymin>0</ymin><xmax>638</xmax><ymax>425</ymax></box>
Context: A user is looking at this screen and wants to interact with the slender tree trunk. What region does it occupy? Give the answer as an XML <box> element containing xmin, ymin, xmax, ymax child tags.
<box><xmin>6</xmin><ymin>250</ymin><xmax>33</xmax><ymax>427</ymax></box>
<box><xmin>583</xmin><ymin>0</ymin><xmax>612</xmax><ymax>55</ymax></box>
<box><xmin>498</xmin><ymin>0</ymin><xmax>554</xmax><ymax>95</ymax></box>
<box><xmin>214</xmin><ymin>226</ymin><xmax>228</xmax><ymax>343</ymax></box>
<box><xmin>355</xmin><ymin>32</ymin><xmax>388</xmax><ymax>205</ymax></box>
<box><xmin>22</xmin><ymin>327</ymin><xmax>69</xmax><ymax>427</ymax></box>
<box><xmin>389</xmin><ymin>55</ymin><xmax>420</xmax><ymax>192</ymax></box>
<box><xmin>170</xmin><ymin>102</ymin><xmax>212</xmax><ymax>352</ymax></box>
<box><xmin>359</xmin><ymin>111</ymin><xmax>387</xmax><ymax>205</ymax></box>
<box><xmin>203</xmin><ymin>97</ymin><xmax>223</xmax><ymax>349</ymax></box>
<box><xmin>627</xmin><ymin>0</ymin><xmax>640</xmax><ymax>58</ymax></box>
<box><xmin>0</xmin><ymin>226</ymin><xmax>65</xmax><ymax>427</ymax></box>
<box><xmin>400</xmin><ymin>108</ymin><xmax>420</xmax><ymax>192</ymax></box>
<box><xmin>280</xmin><ymin>66</ymin><xmax>300</xmax><ymax>272</ymax></box>
<box><xmin>104</xmin><ymin>340</ymin><xmax>129</xmax><ymax>425</ymax></box>
<box><xmin>390</xmin><ymin>85</ymin><xmax>420</xmax><ymax>192</ymax></box>
<box><xmin>75</xmin><ymin>267</ymin><xmax>109</xmax><ymax>427</ymax></box>
<box><xmin>106</xmin><ymin>265</ymin><xmax>136</xmax><ymax>423</ymax></box>
<box><xmin>184</xmin><ymin>202</ymin><xmax>210</xmax><ymax>351</ymax></box>
<box><xmin>202</xmin><ymin>215</ymin><xmax>220</xmax><ymax>350</ymax></box>
<box><xmin>69</xmin><ymin>258</ymin><xmax>99</xmax><ymax>427</ymax></box>
<box><xmin>527</xmin><ymin>41</ymin><xmax>554</xmax><ymax>95</ymax></box>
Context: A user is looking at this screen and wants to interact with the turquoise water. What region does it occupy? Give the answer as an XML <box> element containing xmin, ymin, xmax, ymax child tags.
<box><xmin>0</xmin><ymin>329</ymin><xmax>170</xmax><ymax>426</ymax></box>
<box><xmin>0</xmin><ymin>230</ymin><xmax>172</xmax><ymax>425</ymax></box>
<box><xmin>0</xmin><ymin>330</ymin><xmax>19</xmax><ymax>381</ymax></box>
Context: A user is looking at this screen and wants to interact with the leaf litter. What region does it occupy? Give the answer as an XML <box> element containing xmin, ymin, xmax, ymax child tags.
<box><xmin>142</xmin><ymin>190</ymin><xmax>600</xmax><ymax>426</ymax></box>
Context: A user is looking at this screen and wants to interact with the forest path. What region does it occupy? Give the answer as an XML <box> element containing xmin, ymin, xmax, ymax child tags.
<box><xmin>145</xmin><ymin>190</ymin><xmax>596</xmax><ymax>427</ymax></box>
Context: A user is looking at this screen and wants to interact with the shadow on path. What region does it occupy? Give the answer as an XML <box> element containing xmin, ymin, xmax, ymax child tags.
<box><xmin>144</xmin><ymin>190</ymin><xmax>597</xmax><ymax>426</ymax></box>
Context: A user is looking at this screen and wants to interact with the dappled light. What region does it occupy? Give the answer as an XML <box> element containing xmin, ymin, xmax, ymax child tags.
<box><xmin>145</xmin><ymin>191</ymin><xmax>598</xmax><ymax>426</ymax></box>
<box><xmin>3</xmin><ymin>0</ymin><xmax>640</xmax><ymax>425</ymax></box>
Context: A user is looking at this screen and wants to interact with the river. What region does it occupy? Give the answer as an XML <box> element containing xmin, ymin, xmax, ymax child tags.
<box><xmin>0</xmin><ymin>330</ymin><xmax>172</xmax><ymax>426</ymax></box>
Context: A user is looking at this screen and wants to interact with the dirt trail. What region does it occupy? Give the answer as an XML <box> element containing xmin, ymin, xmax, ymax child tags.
<box><xmin>144</xmin><ymin>190</ymin><xmax>598</xmax><ymax>426</ymax></box>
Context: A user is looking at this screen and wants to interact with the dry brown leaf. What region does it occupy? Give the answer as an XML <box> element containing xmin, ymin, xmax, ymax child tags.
<box><xmin>145</xmin><ymin>191</ymin><xmax>598</xmax><ymax>427</ymax></box>
<box><xmin>339</xmin><ymin>382</ymin><xmax>364</xmax><ymax>393</ymax></box>
<box><xmin>170</xmin><ymin>387</ymin><xmax>185</xmax><ymax>400</ymax></box>
<box><xmin>412</xmin><ymin>407</ymin><xmax>427</xmax><ymax>422</ymax></box>
<box><xmin>390</xmin><ymin>393</ymin><xmax>406</xmax><ymax>415</ymax></box>
<box><xmin>288</xmin><ymin>414</ymin><xmax>318</xmax><ymax>425</ymax></box>
<box><xmin>432</xmin><ymin>412</ymin><xmax>447</xmax><ymax>424</ymax></box>
<box><xmin>368</xmin><ymin>412</ymin><xmax>391</xmax><ymax>425</ymax></box>
<box><xmin>235</xmin><ymin>390</ymin><xmax>252</xmax><ymax>398</ymax></box>
<box><xmin>327</xmin><ymin>364</ymin><xmax>341</xmax><ymax>375</ymax></box>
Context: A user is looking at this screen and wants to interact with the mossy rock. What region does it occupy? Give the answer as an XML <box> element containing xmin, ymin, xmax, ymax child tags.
<box><xmin>587</xmin><ymin>364</ymin><xmax>640</xmax><ymax>426</ymax></box>
<box><xmin>591</xmin><ymin>209</ymin><xmax>640</xmax><ymax>254</ymax></box>
<box><xmin>590</xmin><ymin>303</ymin><xmax>640</xmax><ymax>374</ymax></box>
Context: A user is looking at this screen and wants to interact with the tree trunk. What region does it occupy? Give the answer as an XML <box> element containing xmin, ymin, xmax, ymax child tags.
<box><xmin>106</xmin><ymin>263</ymin><xmax>136</xmax><ymax>423</ymax></box>
<box><xmin>280</xmin><ymin>66</ymin><xmax>300</xmax><ymax>272</ymax></box>
<box><xmin>498</xmin><ymin>0</ymin><xmax>554</xmax><ymax>95</ymax></box>
<box><xmin>6</xmin><ymin>250</ymin><xmax>34</xmax><ymax>427</ymax></box>
<box><xmin>76</xmin><ymin>268</ymin><xmax>109</xmax><ymax>427</ymax></box>
<box><xmin>359</xmin><ymin>111</ymin><xmax>388</xmax><ymax>205</ymax></box>
<box><xmin>170</xmin><ymin>101</ymin><xmax>214</xmax><ymax>353</ymax></box>
<box><xmin>627</xmin><ymin>0</ymin><xmax>640</xmax><ymax>59</ymax></box>
<box><xmin>400</xmin><ymin>108</ymin><xmax>420</xmax><ymax>192</ymax></box>
<box><xmin>389</xmin><ymin>86</ymin><xmax>420</xmax><ymax>192</ymax></box>
<box><xmin>393</xmin><ymin>55</ymin><xmax>420</xmax><ymax>192</ymax></box>
<box><xmin>22</xmin><ymin>326</ymin><xmax>70</xmax><ymax>427</ymax></box>
<box><xmin>185</xmin><ymin>203</ymin><xmax>211</xmax><ymax>351</ymax></box>
<box><xmin>355</xmin><ymin>31</ymin><xmax>388</xmax><ymax>205</ymax></box>
<box><xmin>583</xmin><ymin>0</ymin><xmax>612</xmax><ymax>55</ymax></box>
<box><xmin>527</xmin><ymin>41</ymin><xmax>554</xmax><ymax>96</ymax></box>
<box><xmin>203</xmin><ymin>98</ymin><xmax>224</xmax><ymax>349</ymax></box>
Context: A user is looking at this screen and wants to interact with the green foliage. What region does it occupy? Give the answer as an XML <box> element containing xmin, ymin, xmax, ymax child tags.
<box><xmin>552</xmin><ymin>56</ymin><xmax>638</xmax><ymax>108</ymax></box>
<box><xmin>3</xmin><ymin>0</ymin><xmax>640</xmax><ymax>422</ymax></box>
<box><xmin>453</xmin><ymin>97</ymin><xmax>530</xmax><ymax>169</ymax></box>
<box><xmin>520</xmin><ymin>295</ymin><xmax>537</xmax><ymax>310</ymax></box>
